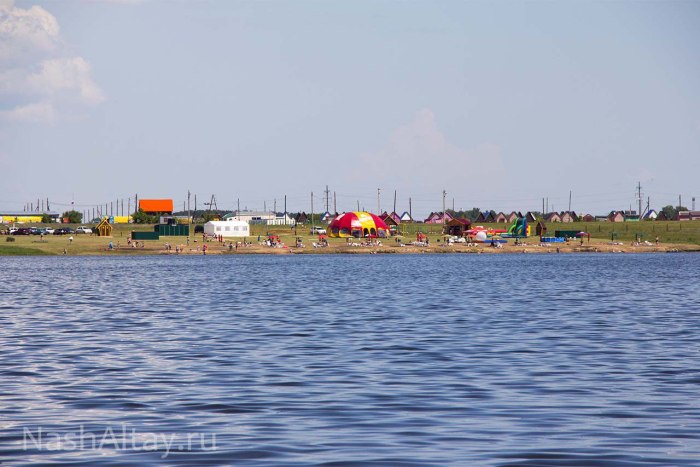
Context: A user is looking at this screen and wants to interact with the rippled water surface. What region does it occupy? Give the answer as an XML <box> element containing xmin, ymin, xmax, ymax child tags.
<box><xmin>1</xmin><ymin>253</ymin><xmax>700</xmax><ymax>466</ymax></box>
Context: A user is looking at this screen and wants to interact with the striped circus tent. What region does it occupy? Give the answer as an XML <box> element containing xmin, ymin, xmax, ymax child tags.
<box><xmin>328</xmin><ymin>212</ymin><xmax>390</xmax><ymax>238</ymax></box>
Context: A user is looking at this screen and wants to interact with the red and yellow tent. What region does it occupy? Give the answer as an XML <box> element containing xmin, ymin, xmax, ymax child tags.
<box><xmin>328</xmin><ymin>212</ymin><xmax>390</xmax><ymax>238</ymax></box>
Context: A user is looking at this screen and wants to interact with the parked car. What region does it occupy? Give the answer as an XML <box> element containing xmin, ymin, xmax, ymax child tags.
<box><xmin>44</xmin><ymin>227</ymin><xmax>55</xmax><ymax>235</ymax></box>
<box><xmin>12</xmin><ymin>228</ymin><xmax>32</xmax><ymax>235</ymax></box>
<box><xmin>54</xmin><ymin>227</ymin><xmax>74</xmax><ymax>235</ymax></box>
<box><xmin>75</xmin><ymin>226</ymin><xmax>93</xmax><ymax>234</ymax></box>
<box><xmin>310</xmin><ymin>226</ymin><xmax>327</xmax><ymax>235</ymax></box>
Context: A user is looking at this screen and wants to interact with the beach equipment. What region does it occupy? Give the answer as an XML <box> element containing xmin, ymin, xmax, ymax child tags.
<box><xmin>328</xmin><ymin>212</ymin><xmax>390</xmax><ymax>238</ymax></box>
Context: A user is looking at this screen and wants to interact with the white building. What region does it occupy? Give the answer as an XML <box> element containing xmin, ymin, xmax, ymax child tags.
<box><xmin>224</xmin><ymin>211</ymin><xmax>294</xmax><ymax>225</ymax></box>
<box><xmin>204</xmin><ymin>219</ymin><xmax>250</xmax><ymax>237</ymax></box>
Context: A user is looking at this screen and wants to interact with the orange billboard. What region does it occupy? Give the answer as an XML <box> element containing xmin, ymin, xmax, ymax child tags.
<box><xmin>139</xmin><ymin>199</ymin><xmax>174</xmax><ymax>213</ymax></box>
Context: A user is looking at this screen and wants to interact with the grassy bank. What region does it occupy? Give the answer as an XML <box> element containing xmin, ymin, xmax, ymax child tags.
<box><xmin>0</xmin><ymin>244</ymin><xmax>54</xmax><ymax>256</ymax></box>
<box><xmin>1</xmin><ymin>220</ymin><xmax>699</xmax><ymax>255</ymax></box>
<box><xmin>251</xmin><ymin>220</ymin><xmax>700</xmax><ymax>245</ymax></box>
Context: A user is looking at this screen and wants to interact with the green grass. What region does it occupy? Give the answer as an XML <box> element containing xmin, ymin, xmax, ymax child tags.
<box><xmin>2</xmin><ymin>219</ymin><xmax>699</xmax><ymax>255</ymax></box>
<box><xmin>0</xmin><ymin>244</ymin><xmax>54</xmax><ymax>255</ymax></box>
<box><xmin>249</xmin><ymin>219</ymin><xmax>700</xmax><ymax>246</ymax></box>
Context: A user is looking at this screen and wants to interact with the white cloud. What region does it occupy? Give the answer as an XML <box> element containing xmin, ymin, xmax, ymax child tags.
<box><xmin>27</xmin><ymin>57</ymin><xmax>105</xmax><ymax>104</ymax></box>
<box><xmin>85</xmin><ymin>0</ymin><xmax>147</xmax><ymax>3</ymax></box>
<box><xmin>0</xmin><ymin>101</ymin><xmax>56</xmax><ymax>123</ymax></box>
<box><xmin>0</xmin><ymin>2</ymin><xmax>60</xmax><ymax>61</ymax></box>
<box><xmin>0</xmin><ymin>1</ymin><xmax>103</xmax><ymax>123</ymax></box>
<box><xmin>349</xmin><ymin>109</ymin><xmax>507</xmax><ymax>193</ymax></box>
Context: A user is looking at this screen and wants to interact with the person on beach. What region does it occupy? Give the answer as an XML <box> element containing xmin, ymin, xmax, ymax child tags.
<box><xmin>656</xmin><ymin>236</ymin><xmax>659</xmax><ymax>245</ymax></box>
<box><xmin>203</xmin><ymin>244</ymin><xmax>207</xmax><ymax>255</ymax></box>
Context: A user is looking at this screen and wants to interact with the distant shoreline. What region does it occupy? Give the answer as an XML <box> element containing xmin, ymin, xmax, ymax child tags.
<box><xmin>3</xmin><ymin>220</ymin><xmax>700</xmax><ymax>256</ymax></box>
<box><xmin>2</xmin><ymin>238</ymin><xmax>699</xmax><ymax>256</ymax></box>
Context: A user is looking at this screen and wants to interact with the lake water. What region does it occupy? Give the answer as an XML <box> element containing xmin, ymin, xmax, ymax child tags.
<box><xmin>1</xmin><ymin>253</ymin><xmax>699</xmax><ymax>466</ymax></box>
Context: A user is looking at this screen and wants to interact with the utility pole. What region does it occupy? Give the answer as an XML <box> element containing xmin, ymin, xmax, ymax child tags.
<box><xmin>324</xmin><ymin>185</ymin><xmax>330</xmax><ymax>213</ymax></box>
<box><xmin>274</xmin><ymin>198</ymin><xmax>277</xmax><ymax>213</ymax></box>
<box><xmin>409</xmin><ymin>197</ymin><xmax>412</xmax><ymax>220</ymax></box>
<box><xmin>542</xmin><ymin>198</ymin><xmax>545</xmax><ymax>215</ymax></box>
<box><xmin>284</xmin><ymin>195</ymin><xmax>287</xmax><ymax>216</ymax></box>
<box><xmin>679</xmin><ymin>195</ymin><xmax>682</xmax><ymax>209</ymax></box>
<box><xmin>568</xmin><ymin>190</ymin><xmax>572</xmax><ymax>213</ymax></box>
<box><xmin>636</xmin><ymin>182</ymin><xmax>642</xmax><ymax>219</ymax></box>
<box><xmin>333</xmin><ymin>192</ymin><xmax>336</xmax><ymax>213</ymax></box>
<box><xmin>311</xmin><ymin>191</ymin><xmax>314</xmax><ymax>227</ymax></box>
<box><xmin>393</xmin><ymin>190</ymin><xmax>397</xmax><ymax>214</ymax></box>
<box><xmin>693</xmin><ymin>197</ymin><xmax>696</xmax><ymax>211</ymax></box>
<box><xmin>442</xmin><ymin>189</ymin><xmax>447</xmax><ymax>226</ymax></box>
<box><xmin>377</xmin><ymin>188</ymin><xmax>381</xmax><ymax>213</ymax></box>
<box><xmin>128</xmin><ymin>198</ymin><xmax>131</xmax><ymax>217</ymax></box>
<box><xmin>357</xmin><ymin>200</ymin><xmax>360</xmax><ymax>212</ymax></box>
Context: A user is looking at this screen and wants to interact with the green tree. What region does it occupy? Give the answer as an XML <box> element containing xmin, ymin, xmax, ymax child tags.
<box><xmin>661</xmin><ymin>205</ymin><xmax>688</xmax><ymax>220</ymax></box>
<box><xmin>62</xmin><ymin>210</ymin><xmax>82</xmax><ymax>223</ymax></box>
<box><xmin>132</xmin><ymin>209</ymin><xmax>158</xmax><ymax>224</ymax></box>
<box><xmin>202</xmin><ymin>212</ymin><xmax>218</xmax><ymax>222</ymax></box>
<box><xmin>41</xmin><ymin>213</ymin><xmax>52</xmax><ymax>223</ymax></box>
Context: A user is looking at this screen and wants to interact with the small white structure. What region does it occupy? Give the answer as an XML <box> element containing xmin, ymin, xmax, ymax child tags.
<box><xmin>204</xmin><ymin>219</ymin><xmax>250</xmax><ymax>237</ymax></box>
<box><xmin>223</xmin><ymin>211</ymin><xmax>294</xmax><ymax>225</ymax></box>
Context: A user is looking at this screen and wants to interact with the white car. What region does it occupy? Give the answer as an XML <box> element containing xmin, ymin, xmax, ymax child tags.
<box><xmin>75</xmin><ymin>226</ymin><xmax>93</xmax><ymax>234</ymax></box>
<box><xmin>310</xmin><ymin>226</ymin><xmax>327</xmax><ymax>235</ymax></box>
<box><xmin>44</xmin><ymin>227</ymin><xmax>55</xmax><ymax>235</ymax></box>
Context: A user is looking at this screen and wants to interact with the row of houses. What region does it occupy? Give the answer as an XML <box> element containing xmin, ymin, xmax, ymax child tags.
<box><xmin>147</xmin><ymin>202</ymin><xmax>700</xmax><ymax>226</ymax></box>
<box><xmin>260</xmin><ymin>209</ymin><xmax>697</xmax><ymax>226</ymax></box>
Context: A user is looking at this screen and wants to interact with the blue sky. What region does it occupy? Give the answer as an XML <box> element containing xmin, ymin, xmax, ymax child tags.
<box><xmin>1</xmin><ymin>0</ymin><xmax>698</xmax><ymax>217</ymax></box>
